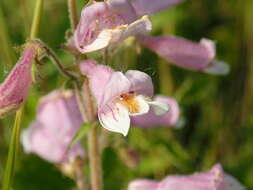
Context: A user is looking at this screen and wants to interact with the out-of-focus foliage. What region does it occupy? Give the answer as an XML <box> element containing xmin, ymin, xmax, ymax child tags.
<box><xmin>0</xmin><ymin>0</ymin><xmax>253</xmax><ymax>189</ymax></box>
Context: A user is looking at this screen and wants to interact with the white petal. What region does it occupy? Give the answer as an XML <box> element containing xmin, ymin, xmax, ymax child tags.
<box><xmin>98</xmin><ymin>103</ymin><xmax>130</xmax><ymax>136</ymax></box>
<box><xmin>204</xmin><ymin>60</ymin><xmax>230</xmax><ymax>75</ymax></box>
<box><xmin>128</xmin><ymin>95</ymin><xmax>150</xmax><ymax>116</ymax></box>
<box><xmin>223</xmin><ymin>174</ymin><xmax>245</xmax><ymax>190</ymax></box>
<box><xmin>80</xmin><ymin>30</ymin><xmax>112</xmax><ymax>53</ymax></box>
<box><xmin>148</xmin><ymin>101</ymin><xmax>169</xmax><ymax>115</ymax></box>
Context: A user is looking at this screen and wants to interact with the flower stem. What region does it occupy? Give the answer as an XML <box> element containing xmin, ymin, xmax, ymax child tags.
<box><xmin>88</xmin><ymin>124</ymin><xmax>102</xmax><ymax>190</ymax></box>
<box><xmin>30</xmin><ymin>0</ymin><xmax>44</xmax><ymax>38</ymax></box>
<box><xmin>66</xmin><ymin>1</ymin><xmax>103</xmax><ymax>189</ymax></box>
<box><xmin>67</xmin><ymin>0</ymin><xmax>78</xmax><ymax>32</ymax></box>
<box><xmin>2</xmin><ymin>106</ymin><xmax>24</xmax><ymax>190</ymax></box>
<box><xmin>2</xmin><ymin>1</ymin><xmax>44</xmax><ymax>189</ymax></box>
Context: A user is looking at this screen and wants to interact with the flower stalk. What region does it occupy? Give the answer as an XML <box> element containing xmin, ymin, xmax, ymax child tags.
<box><xmin>2</xmin><ymin>1</ymin><xmax>44</xmax><ymax>189</ymax></box>
<box><xmin>66</xmin><ymin>1</ymin><xmax>103</xmax><ymax>189</ymax></box>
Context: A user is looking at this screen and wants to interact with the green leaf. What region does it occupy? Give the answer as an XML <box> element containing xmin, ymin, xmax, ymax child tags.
<box><xmin>67</xmin><ymin>123</ymin><xmax>90</xmax><ymax>151</ymax></box>
<box><xmin>2</xmin><ymin>106</ymin><xmax>24</xmax><ymax>190</ymax></box>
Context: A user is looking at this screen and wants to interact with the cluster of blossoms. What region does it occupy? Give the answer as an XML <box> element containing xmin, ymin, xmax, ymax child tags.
<box><xmin>0</xmin><ymin>0</ymin><xmax>243</xmax><ymax>189</ymax></box>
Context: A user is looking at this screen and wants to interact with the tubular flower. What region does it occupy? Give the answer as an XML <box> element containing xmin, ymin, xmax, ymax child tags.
<box><xmin>79</xmin><ymin>60</ymin><xmax>169</xmax><ymax>136</ymax></box>
<box><xmin>138</xmin><ymin>35</ymin><xmax>229</xmax><ymax>75</ymax></box>
<box><xmin>0</xmin><ymin>43</ymin><xmax>40</xmax><ymax>118</ymax></box>
<box><xmin>128</xmin><ymin>164</ymin><xmax>245</xmax><ymax>190</ymax></box>
<box><xmin>131</xmin><ymin>95</ymin><xmax>180</xmax><ymax>127</ymax></box>
<box><xmin>110</xmin><ymin>0</ymin><xmax>229</xmax><ymax>75</ymax></box>
<box><xmin>74</xmin><ymin>1</ymin><xmax>151</xmax><ymax>53</ymax></box>
<box><xmin>130</xmin><ymin>0</ymin><xmax>183</xmax><ymax>16</ymax></box>
<box><xmin>21</xmin><ymin>89</ymin><xmax>85</xmax><ymax>163</ymax></box>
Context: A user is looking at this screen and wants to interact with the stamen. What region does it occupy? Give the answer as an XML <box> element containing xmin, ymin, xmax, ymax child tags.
<box><xmin>117</xmin><ymin>93</ymin><xmax>140</xmax><ymax>114</ymax></box>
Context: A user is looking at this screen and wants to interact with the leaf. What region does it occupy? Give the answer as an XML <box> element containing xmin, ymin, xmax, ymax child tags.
<box><xmin>2</xmin><ymin>105</ymin><xmax>24</xmax><ymax>190</ymax></box>
<box><xmin>67</xmin><ymin>123</ymin><xmax>90</xmax><ymax>151</ymax></box>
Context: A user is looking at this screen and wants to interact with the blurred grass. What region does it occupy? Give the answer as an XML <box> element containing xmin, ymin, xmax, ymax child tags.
<box><xmin>0</xmin><ymin>0</ymin><xmax>253</xmax><ymax>189</ymax></box>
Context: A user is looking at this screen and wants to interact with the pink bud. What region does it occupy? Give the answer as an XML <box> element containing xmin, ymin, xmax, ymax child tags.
<box><xmin>21</xmin><ymin>89</ymin><xmax>85</xmax><ymax>163</ymax></box>
<box><xmin>0</xmin><ymin>44</ymin><xmax>39</xmax><ymax>118</ymax></box>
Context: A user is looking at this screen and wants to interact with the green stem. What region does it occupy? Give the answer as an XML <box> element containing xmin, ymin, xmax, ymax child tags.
<box><xmin>2</xmin><ymin>106</ymin><xmax>24</xmax><ymax>190</ymax></box>
<box><xmin>2</xmin><ymin>0</ymin><xmax>44</xmax><ymax>189</ymax></box>
<box><xmin>30</xmin><ymin>0</ymin><xmax>44</xmax><ymax>38</ymax></box>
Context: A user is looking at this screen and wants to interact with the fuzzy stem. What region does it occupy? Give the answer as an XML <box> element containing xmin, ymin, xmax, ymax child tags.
<box><xmin>67</xmin><ymin>0</ymin><xmax>78</xmax><ymax>32</ymax></box>
<box><xmin>31</xmin><ymin>39</ymin><xmax>77</xmax><ymax>79</ymax></box>
<box><xmin>66</xmin><ymin>0</ymin><xmax>103</xmax><ymax>188</ymax></box>
<box><xmin>88</xmin><ymin>125</ymin><xmax>102</xmax><ymax>190</ymax></box>
<box><xmin>74</xmin><ymin>158</ymin><xmax>88</xmax><ymax>190</ymax></box>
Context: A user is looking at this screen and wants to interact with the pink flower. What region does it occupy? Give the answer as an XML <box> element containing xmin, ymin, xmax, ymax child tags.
<box><xmin>130</xmin><ymin>0</ymin><xmax>183</xmax><ymax>16</ymax></box>
<box><xmin>128</xmin><ymin>164</ymin><xmax>245</xmax><ymax>190</ymax></box>
<box><xmin>138</xmin><ymin>35</ymin><xmax>229</xmax><ymax>75</ymax></box>
<box><xmin>74</xmin><ymin>1</ymin><xmax>151</xmax><ymax>53</ymax></box>
<box><xmin>131</xmin><ymin>95</ymin><xmax>180</xmax><ymax>127</ymax></box>
<box><xmin>79</xmin><ymin>60</ymin><xmax>169</xmax><ymax>136</ymax></box>
<box><xmin>0</xmin><ymin>43</ymin><xmax>39</xmax><ymax>118</ymax></box>
<box><xmin>128</xmin><ymin>179</ymin><xmax>159</xmax><ymax>190</ymax></box>
<box><xmin>21</xmin><ymin>89</ymin><xmax>85</xmax><ymax>163</ymax></box>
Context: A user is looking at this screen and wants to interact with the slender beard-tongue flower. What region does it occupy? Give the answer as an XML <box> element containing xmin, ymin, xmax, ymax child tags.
<box><xmin>128</xmin><ymin>164</ymin><xmax>245</xmax><ymax>190</ymax></box>
<box><xmin>73</xmin><ymin>1</ymin><xmax>151</xmax><ymax>53</ymax></box>
<box><xmin>138</xmin><ymin>35</ymin><xmax>229</xmax><ymax>75</ymax></box>
<box><xmin>79</xmin><ymin>61</ymin><xmax>169</xmax><ymax>136</ymax></box>
<box><xmin>21</xmin><ymin>89</ymin><xmax>85</xmax><ymax>164</ymax></box>
<box><xmin>0</xmin><ymin>43</ymin><xmax>39</xmax><ymax>118</ymax></box>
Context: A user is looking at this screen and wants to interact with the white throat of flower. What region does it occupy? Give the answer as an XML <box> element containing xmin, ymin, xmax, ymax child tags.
<box><xmin>98</xmin><ymin>92</ymin><xmax>169</xmax><ymax>136</ymax></box>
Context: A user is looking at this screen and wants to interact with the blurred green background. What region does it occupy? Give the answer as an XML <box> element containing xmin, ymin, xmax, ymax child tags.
<box><xmin>1</xmin><ymin>0</ymin><xmax>253</xmax><ymax>189</ymax></box>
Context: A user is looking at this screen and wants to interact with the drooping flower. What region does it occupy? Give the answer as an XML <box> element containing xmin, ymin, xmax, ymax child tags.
<box><xmin>0</xmin><ymin>43</ymin><xmax>39</xmax><ymax>118</ymax></box>
<box><xmin>79</xmin><ymin>60</ymin><xmax>169</xmax><ymax>136</ymax></box>
<box><xmin>131</xmin><ymin>95</ymin><xmax>180</xmax><ymax>127</ymax></box>
<box><xmin>128</xmin><ymin>164</ymin><xmax>245</xmax><ymax>190</ymax></box>
<box><xmin>74</xmin><ymin>1</ymin><xmax>151</xmax><ymax>53</ymax></box>
<box><xmin>130</xmin><ymin>0</ymin><xmax>184</xmax><ymax>16</ymax></box>
<box><xmin>138</xmin><ymin>35</ymin><xmax>229</xmax><ymax>75</ymax></box>
<box><xmin>21</xmin><ymin>89</ymin><xmax>85</xmax><ymax>163</ymax></box>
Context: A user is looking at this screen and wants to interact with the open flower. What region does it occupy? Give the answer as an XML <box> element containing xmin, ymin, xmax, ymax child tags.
<box><xmin>131</xmin><ymin>95</ymin><xmax>180</xmax><ymax>127</ymax></box>
<box><xmin>0</xmin><ymin>43</ymin><xmax>40</xmax><ymax>118</ymax></box>
<box><xmin>138</xmin><ymin>35</ymin><xmax>229</xmax><ymax>75</ymax></box>
<box><xmin>21</xmin><ymin>89</ymin><xmax>85</xmax><ymax>163</ymax></box>
<box><xmin>74</xmin><ymin>1</ymin><xmax>151</xmax><ymax>53</ymax></box>
<box><xmin>128</xmin><ymin>164</ymin><xmax>245</xmax><ymax>190</ymax></box>
<box><xmin>80</xmin><ymin>60</ymin><xmax>169</xmax><ymax>136</ymax></box>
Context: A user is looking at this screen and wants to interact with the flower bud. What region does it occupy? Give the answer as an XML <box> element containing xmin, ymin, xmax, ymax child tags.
<box><xmin>0</xmin><ymin>43</ymin><xmax>39</xmax><ymax>118</ymax></box>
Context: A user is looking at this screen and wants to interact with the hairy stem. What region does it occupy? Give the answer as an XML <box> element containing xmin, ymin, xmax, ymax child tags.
<box><xmin>88</xmin><ymin>125</ymin><xmax>102</xmax><ymax>190</ymax></box>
